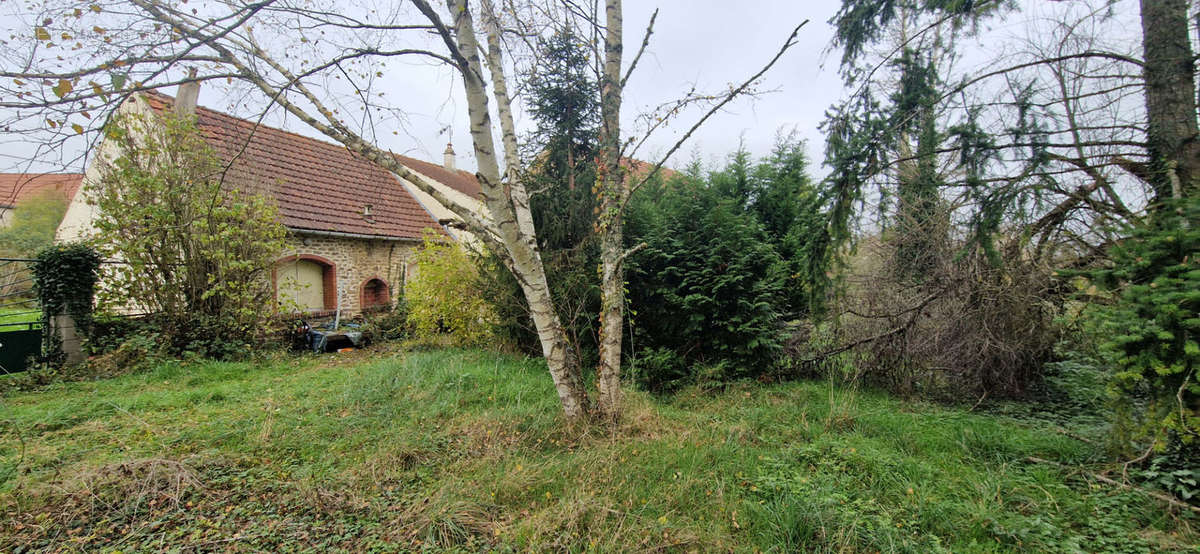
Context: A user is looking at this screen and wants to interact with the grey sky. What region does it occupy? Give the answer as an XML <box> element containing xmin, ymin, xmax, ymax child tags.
<box><xmin>247</xmin><ymin>1</ymin><xmax>845</xmax><ymax>175</ymax></box>
<box><xmin>2</xmin><ymin>0</ymin><xmax>1145</xmax><ymax>180</ymax></box>
<box><xmin>2</xmin><ymin>1</ymin><xmax>844</xmax><ymax>175</ymax></box>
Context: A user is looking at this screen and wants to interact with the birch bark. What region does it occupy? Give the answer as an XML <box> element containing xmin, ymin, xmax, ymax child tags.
<box><xmin>595</xmin><ymin>0</ymin><xmax>626</xmax><ymax>420</ymax></box>
<box><xmin>447</xmin><ymin>0</ymin><xmax>589</xmax><ymax>418</ymax></box>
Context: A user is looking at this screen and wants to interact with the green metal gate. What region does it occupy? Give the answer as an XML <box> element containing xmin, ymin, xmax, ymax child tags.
<box><xmin>0</xmin><ymin>258</ymin><xmax>42</xmax><ymax>374</ymax></box>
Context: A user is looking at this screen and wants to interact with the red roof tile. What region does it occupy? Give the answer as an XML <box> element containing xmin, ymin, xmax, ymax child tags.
<box><xmin>393</xmin><ymin>153</ymin><xmax>482</xmax><ymax>200</ymax></box>
<box><xmin>142</xmin><ymin>92</ymin><xmax>453</xmax><ymax>240</ymax></box>
<box><xmin>0</xmin><ymin>173</ymin><xmax>82</xmax><ymax>208</ymax></box>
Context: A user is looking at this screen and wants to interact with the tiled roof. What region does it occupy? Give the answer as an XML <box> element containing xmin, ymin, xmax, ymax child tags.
<box><xmin>393</xmin><ymin>153</ymin><xmax>482</xmax><ymax>200</ymax></box>
<box><xmin>0</xmin><ymin>173</ymin><xmax>82</xmax><ymax>208</ymax></box>
<box><xmin>142</xmin><ymin>92</ymin><xmax>454</xmax><ymax>240</ymax></box>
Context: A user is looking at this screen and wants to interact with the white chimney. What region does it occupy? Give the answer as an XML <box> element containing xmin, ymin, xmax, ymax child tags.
<box><xmin>443</xmin><ymin>143</ymin><xmax>456</xmax><ymax>171</ymax></box>
<box><xmin>174</xmin><ymin>68</ymin><xmax>200</xmax><ymax>117</ymax></box>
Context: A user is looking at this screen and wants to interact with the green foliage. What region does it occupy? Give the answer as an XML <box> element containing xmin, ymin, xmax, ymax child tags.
<box><xmin>623</xmin><ymin>141</ymin><xmax>830</xmax><ymax>391</ymax></box>
<box><xmin>0</xmin><ymin>190</ymin><xmax>68</xmax><ymax>258</ymax></box>
<box><xmin>32</xmin><ymin>242</ymin><xmax>101</xmax><ymax>367</ymax></box>
<box><xmin>830</xmin><ymin>0</ymin><xmax>1013</xmax><ymax>78</ymax></box>
<box><xmin>626</xmin><ymin>164</ymin><xmax>786</xmax><ymax>390</ymax></box>
<box><xmin>90</xmin><ymin>111</ymin><xmax>288</xmax><ymax>359</ymax></box>
<box><xmin>1079</xmin><ymin>197</ymin><xmax>1199</xmax><ymax>460</ymax></box>
<box><xmin>404</xmin><ymin>232</ymin><xmax>496</xmax><ymax>347</ymax></box>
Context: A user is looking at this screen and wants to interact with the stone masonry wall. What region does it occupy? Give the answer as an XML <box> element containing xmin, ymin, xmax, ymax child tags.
<box><xmin>276</xmin><ymin>233</ymin><xmax>418</xmax><ymax>316</ymax></box>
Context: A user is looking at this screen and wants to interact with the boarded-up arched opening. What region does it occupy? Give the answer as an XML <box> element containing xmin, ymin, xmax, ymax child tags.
<box><xmin>275</xmin><ymin>255</ymin><xmax>336</xmax><ymax>312</ymax></box>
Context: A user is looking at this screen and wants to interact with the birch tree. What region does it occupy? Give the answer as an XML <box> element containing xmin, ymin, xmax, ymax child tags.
<box><xmin>590</xmin><ymin>1</ymin><xmax>806</xmax><ymax>419</ymax></box>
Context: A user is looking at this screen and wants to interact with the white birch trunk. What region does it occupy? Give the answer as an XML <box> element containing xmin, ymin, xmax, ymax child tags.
<box><xmin>595</xmin><ymin>0</ymin><xmax>626</xmax><ymax>420</ymax></box>
<box><xmin>448</xmin><ymin>0</ymin><xmax>589</xmax><ymax>418</ymax></box>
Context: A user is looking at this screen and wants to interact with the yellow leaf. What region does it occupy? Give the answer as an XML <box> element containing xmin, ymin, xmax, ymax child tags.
<box><xmin>52</xmin><ymin>79</ymin><xmax>73</xmax><ymax>98</ymax></box>
<box><xmin>90</xmin><ymin>4</ymin><xmax>102</xmax><ymax>13</ymax></box>
<box><xmin>34</xmin><ymin>27</ymin><xmax>50</xmax><ymax>41</ymax></box>
<box><xmin>93</xmin><ymin>26</ymin><xmax>106</xmax><ymax>34</ymax></box>
<box><xmin>71</xmin><ymin>123</ymin><xmax>84</xmax><ymax>134</ymax></box>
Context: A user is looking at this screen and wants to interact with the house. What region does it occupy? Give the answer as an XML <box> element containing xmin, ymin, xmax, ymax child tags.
<box><xmin>56</xmin><ymin>83</ymin><xmax>483</xmax><ymax>316</ymax></box>
<box><xmin>0</xmin><ymin>173</ymin><xmax>82</xmax><ymax>228</ymax></box>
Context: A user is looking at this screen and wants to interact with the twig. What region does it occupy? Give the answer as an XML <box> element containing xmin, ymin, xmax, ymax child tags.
<box><xmin>968</xmin><ymin>390</ymin><xmax>988</xmax><ymax>412</ymax></box>
<box><xmin>1025</xmin><ymin>456</ymin><xmax>1200</xmax><ymax>515</ymax></box>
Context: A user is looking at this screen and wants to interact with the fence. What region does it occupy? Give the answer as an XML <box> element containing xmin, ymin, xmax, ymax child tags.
<box><xmin>0</xmin><ymin>257</ymin><xmax>42</xmax><ymax>373</ymax></box>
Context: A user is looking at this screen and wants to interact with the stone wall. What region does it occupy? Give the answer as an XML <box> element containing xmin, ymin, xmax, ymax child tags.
<box><xmin>276</xmin><ymin>233</ymin><xmax>419</xmax><ymax>316</ymax></box>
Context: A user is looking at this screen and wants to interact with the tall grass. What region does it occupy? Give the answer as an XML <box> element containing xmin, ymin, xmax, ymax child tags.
<box><xmin>0</xmin><ymin>348</ymin><xmax>1194</xmax><ymax>552</ymax></box>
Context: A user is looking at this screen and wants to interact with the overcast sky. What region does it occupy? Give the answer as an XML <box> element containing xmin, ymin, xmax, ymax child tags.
<box><xmin>3</xmin><ymin>0</ymin><xmax>1145</xmax><ymax>178</ymax></box>
<box><xmin>169</xmin><ymin>1</ymin><xmax>847</xmax><ymax>177</ymax></box>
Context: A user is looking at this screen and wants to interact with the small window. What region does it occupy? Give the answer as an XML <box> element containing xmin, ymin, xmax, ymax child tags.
<box><xmin>361</xmin><ymin>278</ymin><xmax>390</xmax><ymax>310</ymax></box>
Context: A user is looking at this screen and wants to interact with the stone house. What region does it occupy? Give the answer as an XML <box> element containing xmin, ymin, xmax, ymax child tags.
<box><xmin>56</xmin><ymin>85</ymin><xmax>482</xmax><ymax>316</ymax></box>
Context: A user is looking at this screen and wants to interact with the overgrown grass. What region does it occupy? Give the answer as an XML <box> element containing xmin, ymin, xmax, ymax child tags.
<box><xmin>1</xmin><ymin>348</ymin><xmax>1195</xmax><ymax>552</ymax></box>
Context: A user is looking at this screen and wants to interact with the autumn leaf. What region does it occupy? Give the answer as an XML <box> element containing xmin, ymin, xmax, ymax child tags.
<box><xmin>90</xmin><ymin>4</ymin><xmax>102</xmax><ymax>13</ymax></box>
<box><xmin>52</xmin><ymin>79</ymin><xmax>73</xmax><ymax>98</ymax></box>
<box><xmin>34</xmin><ymin>27</ymin><xmax>50</xmax><ymax>41</ymax></box>
<box><xmin>72</xmin><ymin>123</ymin><xmax>85</xmax><ymax>134</ymax></box>
<box><xmin>93</xmin><ymin>26</ymin><xmax>106</xmax><ymax>34</ymax></box>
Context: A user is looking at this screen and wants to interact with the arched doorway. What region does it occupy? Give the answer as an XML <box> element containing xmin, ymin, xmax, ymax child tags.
<box><xmin>275</xmin><ymin>255</ymin><xmax>336</xmax><ymax>312</ymax></box>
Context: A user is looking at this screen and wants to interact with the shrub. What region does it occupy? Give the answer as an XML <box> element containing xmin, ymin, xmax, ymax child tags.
<box><xmin>89</xmin><ymin>111</ymin><xmax>288</xmax><ymax>359</ymax></box>
<box><xmin>1078</xmin><ymin>196</ymin><xmax>1199</xmax><ymax>460</ymax></box>
<box><xmin>626</xmin><ymin>173</ymin><xmax>789</xmax><ymax>391</ymax></box>
<box><xmin>363</xmin><ymin>296</ymin><xmax>411</xmax><ymax>342</ymax></box>
<box><xmin>404</xmin><ymin>232</ymin><xmax>497</xmax><ymax>347</ymax></box>
<box><xmin>821</xmin><ymin>227</ymin><xmax>1062</xmax><ymax>399</ymax></box>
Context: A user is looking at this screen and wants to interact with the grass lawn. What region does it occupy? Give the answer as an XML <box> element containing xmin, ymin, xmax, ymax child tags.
<box><xmin>0</xmin><ymin>303</ymin><xmax>41</xmax><ymax>329</ymax></box>
<box><xmin>1</xmin><ymin>348</ymin><xmax>1195</xmax><ymax>552</ymax></box>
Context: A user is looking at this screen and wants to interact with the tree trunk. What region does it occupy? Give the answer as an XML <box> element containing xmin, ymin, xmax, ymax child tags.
<box><xmin>595</xmin><ymin>0</ymin><xmax>625</xmax><ymax>421</ymax></box>
<box><xmin>1139</xmin><ymin>0</ymin><xmax>1200</xmax><ymax>201</ymax></box>
<box><xmin>449</xmin><ymin>0</ymin><xmax>589</xmax><ymax>418</ymax></box>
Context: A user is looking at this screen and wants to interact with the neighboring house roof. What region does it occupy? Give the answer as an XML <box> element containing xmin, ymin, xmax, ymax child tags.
<box><xmin>621</xmin><ymin>158</ymin><xmax>678</xmax><ymax>181</ymax></box>
<box><xmin>393</xmin><ymin>153</ymin><xmax>482</xmax><ymax>199</ymax></box>
<box><xmin>142</xmin><ymin>92</ymin><xmax>464</xmax><ymax>241</ymax></box>
<box><xmin>0</xmin><ymin>173</ymin><xmax>83</xmax><ymax>209</ymax></box>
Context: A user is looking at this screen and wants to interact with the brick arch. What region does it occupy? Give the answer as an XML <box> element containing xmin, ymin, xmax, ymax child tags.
<box><xmin>273</xmin><ymin>254</ymin><xmax>337</xmax><ymax>311</ymax></box>
<box><xmin>359</xmin><ymin>275</ymin><xmax>391</xmax><ymax>311</ymax></box>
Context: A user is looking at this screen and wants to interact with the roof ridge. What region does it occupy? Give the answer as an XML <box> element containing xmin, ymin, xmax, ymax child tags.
<box><xmin>141</xmin><ymin>91</ymin><xmax>446</xmax><ymax>171</ymax></box>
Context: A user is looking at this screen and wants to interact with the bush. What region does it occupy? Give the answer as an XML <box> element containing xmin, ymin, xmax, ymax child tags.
<box><xmin>822</xmin><ymin>227</ymin><xmax>1062</xmax><ymax>399</ymax></box>
<box><xmin>1078</xmin><ymin>196</ymin><xmax>1199</xmax><ymax>460</ymax></box>
<box><xmin>404</xmin><ymin>232</ymin><xmax>497</xmax><ymax>347</ymax></box>
<box><xmin>363</xmin><ymin>296</ymin><xmax>411</xmax><ymax>342</ymax></box>
<box><xmin>90</xmin><ymin>111</ymin><xmax>287</xmax><ymax>360</ymax></box>
<box><xmin>626</xmin><ymin>172</ymin><xmax>789</xmax><ymax>391</ymax></box>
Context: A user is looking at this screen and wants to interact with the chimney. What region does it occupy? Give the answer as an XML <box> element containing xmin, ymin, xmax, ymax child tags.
<box><xmin>174</xmin><ymin>68</ymin><xmax>200</xmax><ymax>117</ymax></box>
<box><xmin>443</xmin><ymin>143</ymin><xmax>456</xmax><ymax>171</ymax></box>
